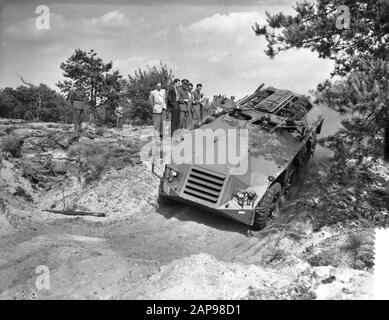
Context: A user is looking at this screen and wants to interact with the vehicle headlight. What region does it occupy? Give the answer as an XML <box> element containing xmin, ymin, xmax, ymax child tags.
<box><xmin>246</xmin><ymin>191</ymin><xmax>256</xmax><ymax>200</ymax></box>
<box><xmin>236</xmin><ymin>191</ymin><xmax>245</xmax><ymax>199</ymax></box>
<box><xmin>233</xmin><ymin>190</ymin><xmax>257</xmax><ymax>206</ymax></box>
<box><xmin>165</xmin><ymin>167</ymin><xmax>179</xmax><ymax>183</ymax></box>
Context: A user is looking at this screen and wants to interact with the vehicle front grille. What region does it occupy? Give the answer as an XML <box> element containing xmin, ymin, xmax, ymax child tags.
<box><xmin>183</xmin><ymin>167</ymin><xmax>226</xmax><ymax>204</ymax></box>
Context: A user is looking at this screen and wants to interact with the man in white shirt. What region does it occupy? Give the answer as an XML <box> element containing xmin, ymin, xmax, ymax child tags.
<box><xmin>149</xmin><ymin>82</ymin><xmax>167</xmax><ymax>137</ymax></box>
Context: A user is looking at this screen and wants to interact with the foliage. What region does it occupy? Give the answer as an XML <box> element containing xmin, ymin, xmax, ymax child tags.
<box><xmin>126</xmin><ymin>62</ymin><xmax>173</xmax><ymax>124</ymax></box>
<box><xmin>253</xmin><ymin>0</ymin><xmax>389</xmax><ymax>76</ymax></box>
<box><xmin>315</xmin><ymin>58</ymin><xmax>389</xmax><ymax>159</ymax></box>
<box><xmin>300</xmin><ymin>156</ymin><xmax>389</xmax><ymax>229</ymax></box>
<box><xmin>0</xmin><ymin>84</ymin><xmax>69</xmax><ymax>122</ymax></box>
<box><xmin>56</xmin><ymin>49</ymin><xmax>124</xmax><ymax>124</ymax></box>
<box><xmin>2</xmin><ymin>53</ymin><xmax>174</xmax><ymax>126</ymax></box>
<box><xmin>67</xmin><ymin>144</ymin><xmax>110</xmax><ymax>183</ymax></box>
<box><xmin>102</xmin><ymin>80</ymin><xmax>130</xmax><ymax>125</ymax></box>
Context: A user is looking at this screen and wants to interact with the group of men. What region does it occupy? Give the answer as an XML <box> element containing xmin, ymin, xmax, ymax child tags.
<box><xmin>68</xmin><ymin>79</ymin><xmax>208</xmax><ymax>135</ymax></box>
<box><xmin>149</xmin><ymin>79</ymin><xmax>206</xmax><ymax>137</ymax></box>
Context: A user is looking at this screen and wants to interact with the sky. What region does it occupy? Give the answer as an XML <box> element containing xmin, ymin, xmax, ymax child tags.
<box><xmin>0</xmin><ymin>0</ymin><xmax>335</xmax><ymax>99</ymax></box>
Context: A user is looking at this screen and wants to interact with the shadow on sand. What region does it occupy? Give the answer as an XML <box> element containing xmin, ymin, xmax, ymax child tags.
<box><xmin>156</xmin><ymin>198</ymin><xmax>250</xmax><ymax>236</ymax></box>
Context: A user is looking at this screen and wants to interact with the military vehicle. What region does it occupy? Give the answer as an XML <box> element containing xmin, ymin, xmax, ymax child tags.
<box><xmin>158</xmin><ymin>84</ymin><xmax>324</xmax><ymax>230</ymax></box>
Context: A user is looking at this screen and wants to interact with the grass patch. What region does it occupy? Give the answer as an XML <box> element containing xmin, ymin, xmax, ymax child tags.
<box><xmin>26</xmin><ymin>124</ymin><xmax>47</xmax><ymax>131</ymax></box>
<box><xmin>46</xmin><ymin>123</ymin><xmax>59</xmax><ymax>128</ymax></box>
<box><xmin>267</xmin><ymin>249</ymin><xmax>286</xmax><ymax>264</ymax></box>
<box><xmin>68</xmin><ymin>144</ymin><xmax>109</xmax><ymax>159</ymax></box>
<box><xmin>67</xmin><ymin>144</ymin><xmax>111</xmax><ymax>183</ymax></box>
<box><xmin>342</xmin><ymin>233</ymin><xmax>374</xmax><ymax>270</ymax></box>
<box><xmin>307</xmin><ymin>251</ymin><xmax>336</xmax><ymax>267</ymax></box>
<box><xmin>342</xmin><ymin>233</ymin><xmax>363</xmax><ymax>254</ymax></box>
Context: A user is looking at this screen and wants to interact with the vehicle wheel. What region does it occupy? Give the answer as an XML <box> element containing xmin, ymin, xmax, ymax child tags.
<box><xmin>309</xmin><ymin>139</ymin><xmax>317</xmax><ymax>159</ymax></box>
<box><xmin>252</xmin><ymin>183</ymin><xmax>282</xmax><ymax>231</ymax></box>
<box><xmin>283</xmin><ymin>165</ymin><xmax>297</xmax><ymax>196</ymax></box>
<box><xmin>299</xmin><ymin>144</ymin><xmax>311</xmax><ymax>167</ymax></box>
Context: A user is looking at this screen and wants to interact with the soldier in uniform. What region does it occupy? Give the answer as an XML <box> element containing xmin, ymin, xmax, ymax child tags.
<box><xmin>191</xmin><ymin>83</ymin><xmax>202</xmax><ymax>122</ymax></box>
<box><xmin>167</xmin><ymin>79</ymin><xmax>181</xmax><ymax>136</ymax></box>
<box><xmin>177</xmin><ymin>79</ymin><xmax>190</xmax><ymax>130</ymax></box>
<box><xmin>69</xmin><ymin>89</ymin><xmax>85</xmax><ymax>131</ymax></box>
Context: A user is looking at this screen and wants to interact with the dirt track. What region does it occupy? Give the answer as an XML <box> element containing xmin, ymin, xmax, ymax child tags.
<box><xmin>0</xmin><ymin>169</ymin><xmax>260</xmax><ymax>299</ymax></box>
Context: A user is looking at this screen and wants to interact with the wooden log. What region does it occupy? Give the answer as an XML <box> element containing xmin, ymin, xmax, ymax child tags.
<box><xmin>43</xmin><ymin>209</ymin><xmax>106</xmax><ymax>217</ymax></box>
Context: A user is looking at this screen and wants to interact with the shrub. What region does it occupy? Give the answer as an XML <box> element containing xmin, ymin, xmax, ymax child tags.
<box><xmin>95</xmin><ymin>127</ymin><xmax>105</xmax><ymax>136</ymax></box>
<box><xmin>3</xmin><ymin>126</ymin><xmax>15</xmax><ymax>135</ymax></box>
<box><xmin>67</xmin><ymin>145</ymin><xmax>81</xmax><ymax>158</ymax></box>
<box><xmin>90</xmin><ymin>153</ymin><xmax>109</xmax><ymax>177</ymax></box>
<box><xmin>2</xmin><ymin>135</ymin><xmax>22</xmax><ymax>157</ymax></box>
<box><xmin>67</xmin><ymin>144</ymin><xmax>110</xmax><ymax>183</ymax></box>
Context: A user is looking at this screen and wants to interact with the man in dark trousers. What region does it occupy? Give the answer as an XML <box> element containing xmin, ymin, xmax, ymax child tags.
<box><xmin>69</xmin><ymin>89</ymin><xmax>85</xmax><ymax>131</ymax></box>
<box><xmin>167</xmin><ymin>78</ymin><xmax>181</xmax><ymax>136</ymax></box>
<box><xmin>186</xmin><ymin>83</ymin><xmax>194</xmax><ymax>130</ymax></box>
<box><xmin>149</xmin><ymin>82</ymin><xmax>167</xmax><ymax>138</ymax></box>
<box><xmin>192</xmin><ymin>83</ymin><xmax>202</xmax><ymax>122</ymax></box>
<box><xmin>177</xmin><ymin>79</ymin><xmax>190</xmax><ymax>130</ymax></box>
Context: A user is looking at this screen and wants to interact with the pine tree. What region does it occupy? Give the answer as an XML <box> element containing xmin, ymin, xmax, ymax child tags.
<box><xmin>56</xmin><ymin>49</ymin><xmax>122</xmax><ymax>124</ymax></box>
<box><xmin>316</xmin><ymin>58</ymin><xmax>389</xmax><ymax>160</ymax></box>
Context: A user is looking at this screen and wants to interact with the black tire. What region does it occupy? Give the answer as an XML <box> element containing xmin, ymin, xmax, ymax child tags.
<box><xmin>309</xmin><ymin>139</ymin><xmax>317</xmax><ymax>159</ymax></box>
<box><xmin>299</xmin><ymin>142</ymin><xmax>312</xmax><ymax>168</ymax></box>
<box><xmin>252</xmin><ymin>183</ymin><xmax>282</xmax><ymax>231</ymax></box>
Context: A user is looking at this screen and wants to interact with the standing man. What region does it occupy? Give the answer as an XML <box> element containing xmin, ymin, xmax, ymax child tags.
<box><xmin>69</xmin><ymin>88</ymin><xmax>85</xmax><ymax>131</ymax></box>
<box><xmin>186</xmin><ymin>82</ymin><xmax>194</xmax><ymax>130</ymax></box>
<box><xmin>167</xmin><ymin>78</ymin><xmax>180</xmax><ymax>136</ymax></box>
<box><xmin>192</xmin><ymin>83</ymin><xmax>202</xmax><ymax>122</ymax></box>
<box><xmin>177</xmin><ymin>79</ymin><xmax>190</xmax><ymax>130</ymax></box>
<box><xmin>149</xmin><ymin>82</ymin><xmax>167</xmax><ymax>137</ymax></box>
<box><xmin>114</xmin><ymin>97</ymin><xmax>124</xmax><ymax>129</ymax></box>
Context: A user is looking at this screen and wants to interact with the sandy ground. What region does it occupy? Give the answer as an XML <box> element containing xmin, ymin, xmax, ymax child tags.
<box><xmin>0</xmin><ymin>121</ymin><xmax>375</xmax><ymax>300</ymax></box>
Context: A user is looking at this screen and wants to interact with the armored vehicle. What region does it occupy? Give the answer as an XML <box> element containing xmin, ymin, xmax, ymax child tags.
<box><xmin>158</xmin><ymin>84</ymin><xmax>324</xmax><ymax>230</ymax></box>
